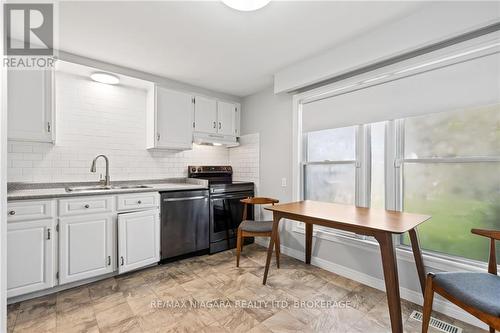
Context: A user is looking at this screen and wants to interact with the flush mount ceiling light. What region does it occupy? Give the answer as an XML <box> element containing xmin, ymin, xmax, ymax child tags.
<box><xmin>222</xmin><ymin>0</ymin><xmax>271</xmax><ymax>11</ymax></box>
<box><xmin>90</xmin><ymin>72</ymin><xmax>120</xmax><ymax>85</ymax></box>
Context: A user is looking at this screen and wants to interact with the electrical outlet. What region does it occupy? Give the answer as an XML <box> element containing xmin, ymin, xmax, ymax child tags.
<box><xmin>281</xmin><ymin>178</ymin><xmax>287</xmax><ymax>187</ymax></box>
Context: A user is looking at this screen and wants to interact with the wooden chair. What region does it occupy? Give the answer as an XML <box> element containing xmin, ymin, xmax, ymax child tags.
<box><xmin>422</xmin><ymin>229</ymin><xmax>500</xmax><ymax>333</ymax></box>
<box><xmin>236</xmin><ymin>197</ymin><xmax>280</xmax><ymax>268</ymax></box>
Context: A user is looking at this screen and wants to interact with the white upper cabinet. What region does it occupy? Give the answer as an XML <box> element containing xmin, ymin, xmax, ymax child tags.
<box><xmin>118</xmin><ymin>210</ymin><xmax>160</xmax><ymax>274</ymax></box>
<box><xmin>217</xmin><ymin>101</ymin><xmax>239</xmax><ymax>136</ymax></box>
<box><xmin>7</xmin><ymin>69</ymin><xmax>54</xmax><ymax>143</ymax></box>
<box><xmin>147</xmin><ymin>86</ymin><xmax>194</xmax><ymax>150</ymax></box>
<box><xmin>194</xmin><ymin>96</ymin><xmax>217</xmax><ymax>134</ymax></box>
<box><xmin>193</xmin><ymin>97</ymin><xmax>240</xmax><ymax>138</ymax></box>
<box><xmin>7</xmin><ymin>218</ymin><xmax>55</xmax><ymax>298</ymax></box>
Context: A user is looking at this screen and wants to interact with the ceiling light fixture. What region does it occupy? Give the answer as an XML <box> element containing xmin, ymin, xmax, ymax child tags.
<box><xmin>90</xmin><ymin>72</ymin><xmax>120</xmax><ymax>85</ymax></box>
<box><xmin>222</xmin><ymin>0</ymin><xmax>271</xmax><ymax>11</ymax></box>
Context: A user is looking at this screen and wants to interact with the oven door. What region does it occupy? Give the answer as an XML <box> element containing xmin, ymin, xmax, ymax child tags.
<box><xmin>210</xmin><ymin>191</ymin><xmax>254</xmax><ymax>244</ymax></box>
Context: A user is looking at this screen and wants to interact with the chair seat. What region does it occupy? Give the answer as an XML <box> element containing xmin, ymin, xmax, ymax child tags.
<box><xmin>433</xmin><ymin>272</ymin><xmax>500</xmax><ymax>316</ymax></box>
<box><xmin>239</xmin><ymin>220</ymin><xmax>273</xmax><ymax>233</ymax></box>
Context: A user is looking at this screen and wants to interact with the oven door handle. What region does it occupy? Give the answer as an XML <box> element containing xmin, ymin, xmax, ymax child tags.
<box><xmin>163</xmin><ymin>196</ymin><xmax>208</xmax><ymax>202</ymax></box>
<box><xmin>210</xmin><ymin>193</ymin><xmax>253</xmax><ymax>200</ymax></box>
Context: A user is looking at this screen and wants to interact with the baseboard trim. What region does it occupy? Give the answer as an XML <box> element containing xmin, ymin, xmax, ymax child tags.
<box><xmin>254</xmin><ymin>238</ymin><xmax>487</xmax><ymax>330</ymax></box>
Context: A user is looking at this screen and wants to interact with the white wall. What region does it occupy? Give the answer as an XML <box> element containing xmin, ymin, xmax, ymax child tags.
<box><xmin>7</xmin><ymin>71</ymin><xmax>229</xmax><ymax>183</ymax></box>
<box><xmin>274</xmin><ymin>1</ymin><xmax>500</xmax><ymax>93</ymax></box>
<box><xmin>240</xmin><ymin>87</ymin><xmax>292</xmax><ymax>205</ymax></box>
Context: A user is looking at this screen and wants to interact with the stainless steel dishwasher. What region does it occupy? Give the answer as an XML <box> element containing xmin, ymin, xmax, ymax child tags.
<box><xmin>160</xmin><ymin>189</ymin><xmax>210</xmax><ymax>261</ymax></box>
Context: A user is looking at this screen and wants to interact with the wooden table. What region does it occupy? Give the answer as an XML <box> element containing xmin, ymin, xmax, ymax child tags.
<box><xmin>263</xmin><ymin>200</ymin><xmax>431</xmax><ymax>333</ymax></box>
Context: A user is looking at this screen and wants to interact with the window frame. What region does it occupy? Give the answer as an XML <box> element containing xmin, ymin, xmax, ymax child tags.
<box><xmin>292</xmin><ymin>34</ymin><xmax>500</xmax><ymax>266</ymax></box>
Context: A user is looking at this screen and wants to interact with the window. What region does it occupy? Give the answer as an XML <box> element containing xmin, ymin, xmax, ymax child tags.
<box><xmin>400</xmin><ymin>105</ymin><xmax>500</xmax><ymax>262</ymax></box>
<box><xmin>297</xmin><ymin>38</ymin><xmax>500</xmax><ymax>265</ymax></box>
<box><xmin>304</xmin><ymin>126</ymin><xmax>357</xmax><ymax>205</ymax></box>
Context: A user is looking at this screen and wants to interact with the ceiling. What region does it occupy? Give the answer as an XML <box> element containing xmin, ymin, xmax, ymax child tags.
<box><xmin>58</xmin><ymin>1</ymin><xmax>426</xmax><ymax>97</ymax></box>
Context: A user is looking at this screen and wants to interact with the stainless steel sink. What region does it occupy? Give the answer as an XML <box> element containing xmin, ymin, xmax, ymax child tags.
<box><xmin>65</xmin><ymin>186</ymin><xmax>113</xmax><ymax>192</ymax></box>
<box><xmin>65</xmin><ymin>185</ymin><xmax>151</xmax><ymax>192</ymax></box>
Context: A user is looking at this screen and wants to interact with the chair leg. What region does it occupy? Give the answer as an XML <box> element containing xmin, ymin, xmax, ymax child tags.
<box><xmin>274</xmin><ymin>231</ymin><xmax>280</xmax><ymax>269</ymax></box>
<box><xmin>422</xmin><ymin>274</ymin><xmax>435</xmax><ymax>333</ymax></box>
<box><xmin>489</xmin><ymin>327</ymin><xmax>495</xmax><ymax>333</ymax></box>
<box><xmin>236</xmin><ymin>228</ymin><xmax>242</xmax><ymax>267</ymax></box>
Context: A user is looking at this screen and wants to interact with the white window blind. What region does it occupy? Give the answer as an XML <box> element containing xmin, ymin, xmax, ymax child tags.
<box><xmin>301</xmin><ymin>52</ymin><xmax>500</xmax><ymax>133</ymax></box>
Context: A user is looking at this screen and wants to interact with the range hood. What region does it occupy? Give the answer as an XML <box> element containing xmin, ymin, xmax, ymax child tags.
<box><xmin>193</xmin><ymin>132</ymin><xmax>239</xmax><ymax>148</ymax></box>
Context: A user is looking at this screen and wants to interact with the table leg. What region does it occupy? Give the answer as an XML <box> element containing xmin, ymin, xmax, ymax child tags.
<box><xmin>408</xmin><ymin>228</ymin><xmax>426</xmax><ymax>295</ymax></box>
<box><xmin>305</xmin><ymin>223</ymin><xmax>312</xmax><ymax>264</ymax></box>
<box><xmin>263</xmin><ymin>213</ymin><xmax>280</xmax><ymax>285</ymax></box>
<box><xmin>376</xmin><ymin>232</ymin><xmax>403</xmax><ymax>333</ymax></box>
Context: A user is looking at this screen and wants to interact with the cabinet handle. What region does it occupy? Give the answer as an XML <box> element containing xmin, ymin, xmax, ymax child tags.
<box><xmin>120</xmin><ymin>256</ymin><xmax>124</xmax><ymax>266</ymax></box>
<box><xmin>213</xmin><ymin>121</ymin><xmax>216</xmax><ymax>129</ymax></box>
<box><xmin>157</xmin><ymin>133</ymin><xmax>160</xmax><ymax>141</ymax></box>
<box><xmin>8</xmin><ymin>210</ymin><xmax>15</xmax><ymax>216</ymax></box>
<box><xmin>84</xmin><ymin>204</ymin><xmax>90</xmax><ymax>208</ymax></box>
<box><xmin>47</xmin><ymin>228</ymin><xmax>51</xmax><ymax>240</ymax></box>
<box><xmin>137</xmin><ymin>200</ymin><xmax>142</xmax><ymax>204</ymax></box>
<box><xmin>218</xmin><ymin>122</ymin><xmax>221</xmax><ymax>130</ymax></box>
<box><xmin>107</xmin><ymin>256</ymin><xmax>111</xmax><ymax>266</ymax></box>
<box><xmin>47</xmin><ymin>122</ymin><xmax>51</xmax><ymax>133</ymax></box>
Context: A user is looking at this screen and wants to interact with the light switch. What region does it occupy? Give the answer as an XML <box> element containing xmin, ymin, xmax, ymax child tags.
<box><xmin>281</xmin><ymin>178</ymin><xmax>287</xmax><ymax>187</ymax></box>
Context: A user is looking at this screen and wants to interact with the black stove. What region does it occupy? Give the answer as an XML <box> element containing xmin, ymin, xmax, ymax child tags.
<box><xmin>188</xmin><ymin>166</ymin><xmax>254</xmax><ymax>253</ymax></box>
<box><xmin>188</xmin><ymin>166</ymin><xmax>254</xmax><ymax>194</ymax></box>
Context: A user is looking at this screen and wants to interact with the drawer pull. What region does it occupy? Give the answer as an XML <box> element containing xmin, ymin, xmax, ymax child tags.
<box><xmin>8</xmin><ymin>210</ymin><xmax>15</xmax><ymax>215</ymax></box>
<box><xmin>137</xmin><ymin>200</ymin><xmax>142</xmax><ymax>204</ymax></box>
<box><xmin>107</xmin><ymin>256</ymin><xmax>111</xmax><ymax>266</ymax></box>
<box><xmin>84</xmin><ymin>204</ymin><xmax>90</xmax><ymax>208</ymax></box>
<box><xmin>120</xmin><ymin>256</ymin><xmax>124</xmax><ymax>266</ymax></box>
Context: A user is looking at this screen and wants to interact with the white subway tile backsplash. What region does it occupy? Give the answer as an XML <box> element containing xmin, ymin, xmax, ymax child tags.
<box><xmin>12</xmin><ymin>160</ymin><xmax>33</xmax><ymax>168</ymax></box>
<box><xmin>11</xmin><ymin>142</ymin><xmax>33</xmax><ymax>153</ymax></box>
<box><xmin>229</xmin><ymin>133</ymin><xmax>260</xmax><ymax>194</ymax></box>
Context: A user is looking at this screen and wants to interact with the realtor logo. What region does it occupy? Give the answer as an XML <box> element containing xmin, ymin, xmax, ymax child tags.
<box><xmin>4</xmin><ymin>3</ymin><xmax>53</xmax><ymax>56</ymax></box>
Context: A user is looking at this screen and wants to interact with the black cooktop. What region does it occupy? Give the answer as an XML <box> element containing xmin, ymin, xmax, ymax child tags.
<box><xmin>188</xmin><ymin>166</ymin><xmax>253</xmax><ymax>193</ymax></box>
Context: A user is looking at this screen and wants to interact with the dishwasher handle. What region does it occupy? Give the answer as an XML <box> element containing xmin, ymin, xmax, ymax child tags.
<box><xmin>163</xmin><ymin>196</ymin><xmax>208</xmax><ymax>202</ymax></box>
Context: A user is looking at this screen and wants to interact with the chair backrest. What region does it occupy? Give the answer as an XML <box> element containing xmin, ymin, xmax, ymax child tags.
<box><xmin>240</xmin><ymin>197</ymin><xmax>279</xmax><ymax>221</ymax></box>
<box><xmin>241</xmin><ymin>197</ymin><xmax>279</xmax><ymax>205</ymax></box>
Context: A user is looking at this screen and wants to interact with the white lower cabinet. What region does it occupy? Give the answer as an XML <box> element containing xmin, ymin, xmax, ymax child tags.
<box><xmin>7</xmin><ymin>219</ymin><xmax>55</xmax><ymax>298</ymax></box>
<box><xmin>7</xmin><ymin>193</ymin><xmax>161</xmax><ymax>298</ymax></box>
<box><xmin>118</xmin><ymin>209</ymin><xmax>160</xmax><ymax>274</ymax></box>
<box><xmin>59</xmin><ymin>213</ymin><xmax>115</xmax><ymax>284</ymax></box>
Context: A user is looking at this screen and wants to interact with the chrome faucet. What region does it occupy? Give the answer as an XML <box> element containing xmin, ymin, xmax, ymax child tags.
<box><xmin>90</xmin><ymin>155</ymin><xmax>110</xmax><ymax>187</ymax></box>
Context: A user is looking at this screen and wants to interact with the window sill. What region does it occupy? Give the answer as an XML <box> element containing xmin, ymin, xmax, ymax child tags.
<box><xmin>291</xmin><ymin>222</ymin><xmax>494</xmax><ymax>273</ymax></box>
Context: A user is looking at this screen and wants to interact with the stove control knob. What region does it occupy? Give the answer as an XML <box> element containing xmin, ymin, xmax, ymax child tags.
<box><xmin>190</xmin><ymin>167</ymin><xmax>196</xmax><ymax>173</ymax></box>
<box><xmin>198</xmin><ymin>167</ymin><xmax>202</xmax><ymax>172</ymax></box>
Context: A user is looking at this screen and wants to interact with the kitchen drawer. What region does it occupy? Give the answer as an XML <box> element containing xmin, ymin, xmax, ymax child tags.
<box><xmin>59</xmin><ymin>196</ymin><xmax>114</xmax><ymax>216</ymax></box>
<box><xmin>7</xmin><ymin>200</ymin><xmax>55</xmax><ymax>222</ymax></box>
<box><xmin>116</xmin><ymin>192</ymin><xmax>158</xmax><ymax>211</ymax></box>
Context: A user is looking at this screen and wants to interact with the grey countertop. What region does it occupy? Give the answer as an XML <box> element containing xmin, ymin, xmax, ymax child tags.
<box><xmin>7</xmin><ymin>178</ymin><xmax>208</xmax><ymax>201</ymax></box>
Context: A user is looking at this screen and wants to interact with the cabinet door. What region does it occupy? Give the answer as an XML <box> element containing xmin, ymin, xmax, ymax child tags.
<box><xmin>59</xmin><ymin>214</ymin><xmax>115</xmax><ymax>284</ymax></box>
<box><xmin>217</xmin><ymin>101</ymin><xmax>237</xmax><ymax>136</ymax></box>
<box><xmin>194</xmin><ymin>95</ymin><xmax>217</xmax><ymax>134</ymax></box>
<box><xmin>156</xmin><ymin>87</ymin><xmax>193</xmax><ymax>150</ymax></box>
<box><xmin>8</xmin><ymin>69</ymin><xmax>54</xmax><ymax>142</ymax></box>
<box><xmin>7</xmin><ymin>219</ymin><xmax>55</xmax><ymax>297</ymax></box>
<box><xmin>118</xmin><ymin>210</ymin><xmax>160</xmax><ymax>274</ymax></box>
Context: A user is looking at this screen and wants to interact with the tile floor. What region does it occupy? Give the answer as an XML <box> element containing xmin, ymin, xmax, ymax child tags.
<box><xmin>7</xmin><ymin>244</ymin><xmax>487</xmax><ymax>333</ymax></box>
